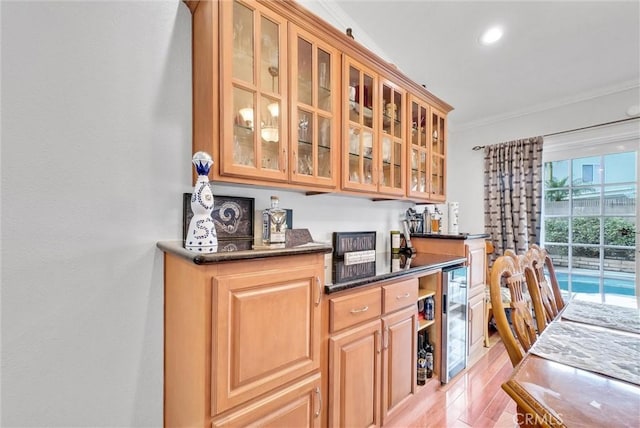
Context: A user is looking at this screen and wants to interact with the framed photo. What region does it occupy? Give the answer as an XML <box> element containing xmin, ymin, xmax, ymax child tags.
<box><xmin>183</xmin><ymin>193</ymin><xmax>255</xmax><ymax>242</ymax></box>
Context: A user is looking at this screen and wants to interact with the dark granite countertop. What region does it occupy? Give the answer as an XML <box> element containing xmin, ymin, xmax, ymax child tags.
<box><xmin>325</xmin><ymin>251</ymin><xmax>466</xmax><ymax>294</ymax></box>
<box><xmin>157</xmin><ymin>240</ymin><xmax>332</xmax><ymax>264</ymax></box>
<box><xmin>410</xmin><ymin>232</ymin><xmax>489</xmax><ymax>240</ymax></box>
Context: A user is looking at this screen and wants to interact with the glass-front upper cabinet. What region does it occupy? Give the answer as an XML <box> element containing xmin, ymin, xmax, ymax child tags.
<box><xmin>289</xmin><ymin>25</ymin><xmax>339</xmax><ymax>188</ymax></box>
<box><xmin>379</xmin><ymin>80</ymin><xmax>405</xmax><ymax>196</ymax></box>
<box><xmin>407</xmin><ymin>95</ymin><xmax>430</xmax><ymax>200</ymax></box>
<box><xmin>430</xmin><ymin>108</ymin><xmax>447</xmax><ymax>201</ymax></box>
<box><xmin>220</xmin><ymin>0</ymin><xmax>288</xmax><ymax>182</ymax></box>
<box><xmin>343</xmin><ymin>56</ymin><xmax>378</xmax><ymax>193</ymax></box>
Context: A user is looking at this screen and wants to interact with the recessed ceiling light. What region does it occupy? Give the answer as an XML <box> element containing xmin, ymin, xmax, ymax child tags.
<box><xmin>480</xmin><ymin>26</ymin><xmax>503</xmax><ymax>45</ymax></box>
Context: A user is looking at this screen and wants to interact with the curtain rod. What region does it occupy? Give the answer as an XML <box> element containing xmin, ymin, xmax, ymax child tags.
<box><xmin>471</xmin><ymin>116</ymin><xmax>640</xmax><ymax>151</ymax></box>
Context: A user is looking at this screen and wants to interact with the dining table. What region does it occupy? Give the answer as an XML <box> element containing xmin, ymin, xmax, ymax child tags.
<box><xmin>501</xmin><ymin>298</ymin><xmax>640</xmax><ymax>427</ymax></box>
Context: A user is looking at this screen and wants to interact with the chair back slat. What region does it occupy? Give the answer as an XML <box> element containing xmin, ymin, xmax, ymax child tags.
<box><xmin>489</xmin><ymin>253</ymin><xmax>538</xmax><ymax>367</ymax></box>
<box><xmin>530</xmin><ymin>245</ymin><xmax>563</xmax><ymax>318</ymax></box>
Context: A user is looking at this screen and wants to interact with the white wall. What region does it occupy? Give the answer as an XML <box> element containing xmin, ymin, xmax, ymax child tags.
<box><xmin>0</xmin><ymin>1</ymin><xmax>412</xmax><ymax>426</ymax></box>
<box><xmin>447</xmin><ymin>86</ymin><xmax>640</xmax><ymax>234</ymax></box>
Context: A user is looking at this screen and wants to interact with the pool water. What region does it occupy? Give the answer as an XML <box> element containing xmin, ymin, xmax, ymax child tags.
<box><xmin>556</xmin><ymin>272</ymin><xmax>636</xmax><ymax>296</ymax></box>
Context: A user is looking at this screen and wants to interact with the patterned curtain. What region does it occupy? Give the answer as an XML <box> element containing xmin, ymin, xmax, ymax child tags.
<box><xmin>484</xmin><ymin>137</ymin><xmax>543</xmax><ymax>262</ymax></box>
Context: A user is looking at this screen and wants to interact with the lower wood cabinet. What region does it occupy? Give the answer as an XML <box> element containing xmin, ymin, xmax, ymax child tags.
<box><xmin>211</xmin><ymin>373</ymin><xmax>322</xmax><ymax>428</ymax></box>
<box><xmin>164</xmin><ymin>252</ymin><xmax>324</xmax><ymax>427</ymax></box>
<box><xmin>468</xmin><ymin>291</ymin><xmax>485</xmax><ymax>358</ymax></box>
<box><xmin>329</xmin><ymin>318</ymin><xmax>382</xmax><ymax>428</ymax></box>
<box><xmin>381</xmin><ymin>306</ymin><xmax>417</xmax><ymax>424</ymax></box>
<box><xmin>327</xmin><ymin>278</ymin><xmax>418</xmax><ymax>427</ymax></box>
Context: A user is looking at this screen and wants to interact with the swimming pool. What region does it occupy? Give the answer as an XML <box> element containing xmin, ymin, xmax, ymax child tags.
<box><xmin>556</xmin><ymin>272</ymin><xmax>636</xmax><ymax>296</ymax></box>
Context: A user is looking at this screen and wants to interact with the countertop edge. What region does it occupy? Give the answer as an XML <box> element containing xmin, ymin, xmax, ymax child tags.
<box><xmin>157</xmin><ymin>240</ymin><xmax>333</xmax><ymax>264</ymax></box>
<box><xmin>324</xmin><ymin>254</ymin><xmax>467</xmax><ymax>294</ymax></box>
<box><xmin>410</xmin><ymin>233</ymin><xmax>489</xmax><ymax>240</ymax></box>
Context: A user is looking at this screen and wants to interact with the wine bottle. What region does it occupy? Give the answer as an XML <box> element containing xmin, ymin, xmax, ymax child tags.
<box><xmin>417</xmin><ymin>333</ymin><xmax>427</xmax><ymax>385</ymax></box>
<box><xmin>425</xmin><ymin>333</ymin><xmax>434</xmax><ymax>379</ymax></box>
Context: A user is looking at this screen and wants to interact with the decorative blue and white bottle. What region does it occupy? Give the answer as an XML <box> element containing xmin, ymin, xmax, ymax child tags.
<box><xmin>185</xmin><ymin>152</ymin><xmax>218</xmax><ymax>252</ymax></box>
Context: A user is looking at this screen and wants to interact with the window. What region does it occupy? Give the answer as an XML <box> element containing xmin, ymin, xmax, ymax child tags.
<box><xmin>543</xmin><ymin>146</ymin><xmax>637</xmax><ymax>306</ymax></box>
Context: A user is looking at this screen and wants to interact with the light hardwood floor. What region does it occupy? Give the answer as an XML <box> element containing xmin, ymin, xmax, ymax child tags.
<box><xmin>385</xmin><ymin>333</ymin><xmax>517</xmax><ymax>428</ymax></box>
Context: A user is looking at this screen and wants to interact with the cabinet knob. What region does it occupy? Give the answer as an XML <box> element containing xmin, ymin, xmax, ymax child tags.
<box><xmin>396</xmin><ymin>292</ymin><xmax>410</xmax><ymax>300</ymax></box>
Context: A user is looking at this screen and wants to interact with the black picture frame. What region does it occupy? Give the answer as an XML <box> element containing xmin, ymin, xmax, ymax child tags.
<box><xmin>183</xmin><ymin>193</ymin><xmax>255</xmax><ymax>242</ymax></box>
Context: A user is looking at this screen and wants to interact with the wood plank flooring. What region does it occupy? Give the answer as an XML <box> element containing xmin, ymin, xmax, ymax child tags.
<box><xmin>385</xmin><ymin>334</ymin><xmax>517</xmax><ymax>428</ymax></box>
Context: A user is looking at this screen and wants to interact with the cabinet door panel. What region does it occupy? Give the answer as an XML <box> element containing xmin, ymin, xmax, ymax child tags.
<box><xmin>212</xmin><ymin>263</ymin><xmax>321</xmax><ymax>414</ymax></box>
<box><xmin>289</xmin><ymin>25</ymin><xmax>339</xmax><ymax>188</ymax></box>
<box><xmin>212</xmin><ymin>373</ymin><xmax>321</xmax><ymax>428</ymax></box>
<box><xmin>220</xmin><ymin>0</ymin><xmax>288</xmax><ymax>182</ymax></box>
<box><xmin>382</xmin><ymin>306</ymin><xmax>417</xmax><ymax>424</ymax></box>
<box><xmin>329</xmin><ymin>320</ymin><xmax>382</xmax><ymax>428</ymax></box>
<box><xmin>468</xmin><ymin>293</ymin><xmax>485</xmax><ymax>358</ymax></box>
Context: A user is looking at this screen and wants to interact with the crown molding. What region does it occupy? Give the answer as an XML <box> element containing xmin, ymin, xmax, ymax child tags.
<box><xmin>451</xmin><ymin>79</ymin><xmax>640</xmax><ymax>133</ymax></box>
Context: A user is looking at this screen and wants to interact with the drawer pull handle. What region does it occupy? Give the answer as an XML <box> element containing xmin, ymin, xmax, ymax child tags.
<box><xmin>396</xmin><ymin>292</ymin><xmax>410</xmax><ymax>300</ymax></box>
<box><xmin>314</xmin><ymin>387</ymin><xmax>322</xmax><ymax>417</ymax></box>
<box><xmin>350</xmin><ymin>305</ymin><xmax>369</xmax><ymax>314</ymax></box>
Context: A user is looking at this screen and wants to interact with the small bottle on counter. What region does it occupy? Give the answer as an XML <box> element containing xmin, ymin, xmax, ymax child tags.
<box><xmin>431</xmin><ymin>209</ymin><xmax>441</xmax><ymax>234</ymax></box>
<box><xmin>390</xmin><ymin>230</ymin><xmax>401</xmax><ymax>253</ymax></box>
<box><xmin>262</xmin><ymin>196</ymin><xmax>287</xmax><ymax>246</ymax></box>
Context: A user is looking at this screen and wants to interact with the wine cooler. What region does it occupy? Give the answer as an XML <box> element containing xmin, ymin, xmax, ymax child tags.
<box><xmin>440</xmin><ymin>265</ymin><xmax>468</xmax><ymax>383</ymax></box>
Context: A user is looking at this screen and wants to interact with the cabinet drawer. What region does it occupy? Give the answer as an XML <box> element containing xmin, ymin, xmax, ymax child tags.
<box><xmin>330</xmin><ymin>287</ymin><xmax>382</xmax><ymax>333</ymax></box>
<box><xmin>383</xmin><ymin>277</ymin><xmax>418</xmax><ymax>314</ymax></box>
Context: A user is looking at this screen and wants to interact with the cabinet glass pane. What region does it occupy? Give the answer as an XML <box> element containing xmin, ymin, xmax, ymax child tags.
<box><xmin>382</xmin><ymin>136</ymin><xmax>392</xmax><ymax>187</ymax></box>
<box><xmin>233</xmin><ymin>87</ymin><xmax>255</xmax><ymax>167</ymax></box>
<box><xmin>297</xmin><ymin>108</ymin><xmax>313</xmax><ymax>176</ymax></box>
<box><xmin>382</xmin><ymin>85</ymin><xmax>392</xmax><ymax>135</ymax></box>
<box><xmin>363</xmin><ymin>74</ymin><xmax>374</xmax><ymax>129</ymax></box>
<box><xmin>393</xmin><ymin>140</ymin><xmax>402</xmax><ymax>188</ymax></box>
<box><xmin>411</xmin><ymin>102</ymin><xmax>419</xmax><ymax>146</ymax></box>
<box><xmin>297</xmin><ymin>37</ymin><xmax>312</xmax><ymax>106</ymax></box>
<box><xmin>348</xmin><ymin>66</ymin><xmax>360</xmax><ymax>123</ymax></box>
<box><xmin>260</xmin><ymin>17</ymin><xmax>279</xmax><ymax>94</ymax></box>
<box><xmin>393</xmin><ymin>91</ymin><xmax>402</xmax><ymax>139</ymax></box>
<box><xmin>318</xmin><ymin>48</ymin><xmax>331</xmax><ymax>112</ymax></box>
<box><xmin>233</xmin><ymin>1</ymin><xmax>254</xmax><ymax>83</ymax></box>
<box><xmin>432</xmin><ymin>115</ymin><xmax>445</xmax><ymax>155</ymax></box>
<box><xmin>420</xmin><ymin>152</ymin><xmax>427</xmax><ymax>192</ymax></box>
<box><xmin>261</xmin><ymin>95</ymin><xmax>280</xmax><ymax>170</ymax></box>
<box><xmin>363</xmin><ymin>130</ymin><xmax>374</xmax><ymax>184</ymax></box>
<box><xmin>318</xmin><ymin>115</ymin><xmax>331</xmax><ymax>178</ymax></box>
<box><xmin>419</xmin><ymin>107</ymin><xmax>427</xmax><ymax>148</ymax></box>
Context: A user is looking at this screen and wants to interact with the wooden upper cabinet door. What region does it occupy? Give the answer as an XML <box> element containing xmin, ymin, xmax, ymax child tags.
<box><xmin>406</xmin><ymin>95</ymin><xmax>431</xmax><ymax>200</ymax></box>
<box><xmin>289</xmin><ymin>24</ymin><xmax>340</xmax><ymax>189</ymax></box>
<box><xmin>342</xmin><ymin>56</ymin><xmax>379</xmax><ymax>194</ymax></box>
<box><xmin>219</xmin><ymin>0</ymin><xmax>289</xmax><ymax>182</ymax></box>
<box><xmin>211</xmin><ymin>260</ymin><xmax>322</xmax><ymax>415</ymax></box>
<box><xmin>429</xmin><ymin>107</ymin><xmax>447</xmax><ymax>201</ymax></box>
<box><xmin>378</xmin><ymin>78</ymin><xmax>406</xmax><ymax>197</ymax></box>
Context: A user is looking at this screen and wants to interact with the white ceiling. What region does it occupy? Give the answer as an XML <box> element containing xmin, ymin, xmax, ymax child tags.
<box><xmin>327</xmin><ymin>0</ymin><xmax>640</xmax><ymax>130</ymax></box>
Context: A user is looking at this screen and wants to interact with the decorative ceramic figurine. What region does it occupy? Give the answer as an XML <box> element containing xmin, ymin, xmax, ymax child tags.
<box><xmin>185</xmin><ymin>152</ymin><xmax>218</xmax><ymax>252</ymax></box>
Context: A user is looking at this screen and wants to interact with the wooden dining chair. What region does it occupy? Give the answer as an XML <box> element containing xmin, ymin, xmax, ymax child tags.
<box><xmin>533</xmin><ymin>244</ymin><xmax>566</xmax><ymax>311</ymax></box>
<box><xmin>520</xmin><ymin>250</ymin><xmax>549</xmax><ymax>333</ymax></box>
<box><xmin>529</xmin><ymin>245</ymin><xmax>562</xmax><ymax>320</ymax></box>
<box><xmin>483</xmin><ymin>240</ymin><xmax>495</xmax><ymax>347</ymax></box>
<box><xmin>489</xmin><ymin>253</ymin><xmax>538</xmax><ymax>367</ymax></box>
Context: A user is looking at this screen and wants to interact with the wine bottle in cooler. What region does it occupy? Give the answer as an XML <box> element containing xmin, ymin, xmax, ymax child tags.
<box><xmin>417</xmin><ymin>333</ymin><xmax>427</xmax><ymax>385</ymax></box>
<box><xmin>425</xmin><ymin>332</ymin><xmax>434</xmax><ymax>379</ymax></box>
